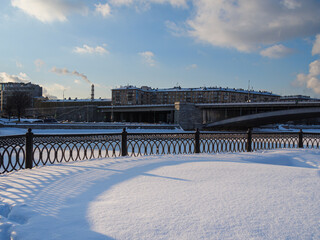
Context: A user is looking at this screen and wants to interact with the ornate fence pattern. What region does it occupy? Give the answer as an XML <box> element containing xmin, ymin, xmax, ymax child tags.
<box><xmin>33</xmin><ymin>133</ymin><xmax>121</xmax><ymax>167</ymax></box>
<box><xmin>303</xmin><ymin>133</ymin><xmax>320</xmax><ymax>148</ymax></box>
<box><xmin>1</xmin><ymin>128</ymin><xmax>320</xmax><ymax>174</ymax></box>
<box><xmin>127</xmin><ymin>133</ymin><xmax>196</xmax><ymax>157</ymax></box>
<box><xmin>251</xmin><ymin>132</ymin><xmax>299</xmax><ymax>151</ymax></box>
<box><xmin>0</xmin><ymin>135</ymin><xmax>26</xmax><ymax>173</ymax></box>
<box><xmin>200</xmin><ymin>132</ymin><xmax>247</xmax><ymax>153</ymax></box>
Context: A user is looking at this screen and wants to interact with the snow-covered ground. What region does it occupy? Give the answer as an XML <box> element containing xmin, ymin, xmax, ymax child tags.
<box><xmin>254</xmin><ymin>124</ymin><xmax>320</xmax><ymax>133</ymax></box>
<box><xmin>0</xmin><ymin>149</ymin><xmax>319</xmax><ymax>239</ymax></box>
<box><xmin>0</xmin><ymin>127</ymin><xmax>185</xmax><ymax>136</ymax></box>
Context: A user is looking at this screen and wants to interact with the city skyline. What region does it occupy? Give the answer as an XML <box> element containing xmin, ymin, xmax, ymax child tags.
<box><xmin>1</xmin><ymin>0</ymin><xmax>320</xmax><ymax>99</ymax></box>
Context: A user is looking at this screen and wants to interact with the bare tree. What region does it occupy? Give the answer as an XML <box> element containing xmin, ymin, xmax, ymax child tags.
<box><xmin>3</xmin><ymin>96</ymin><xmax>15</xmax><ymax>120</ymax></box>
<box><xmin>10</xmin><ymin>91</ymin><xmax>32</xmax><ymax>122</ymax></box>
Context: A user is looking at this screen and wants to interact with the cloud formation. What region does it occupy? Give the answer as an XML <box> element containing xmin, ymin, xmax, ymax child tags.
<box><xmin>187</xmin><ymin>0</ymin><xmax>320</xmax><ymax>52</ymax></box>
<box><xmin>34</xmin><ymin>59</ymin><xmax>45</xmax><ymax>71</ymax></box>
<box><xmin>51</xmin><ymin>67</ymin><xmax>91</xmax><ymax>84</ymax></box>
<box><xmin>186</xmin><ymin>64</ymin><xmax>197</xmax><ymax>70</ymax></box>
<box><xmin>109</xmin><ymin>0</ymin><xmax>133</xmax><ymax>6</ymax></box>
<box><xmin>0</xmin><ymin>72</ymin><xmax>29</xmax><ymax>83</ymax></box>
<box><xmin>312</xmin><ymin>34</ymin><xmax>320</xmax><ymax>56</ymax></box>
<box><xmin>42</xmin><ymin>84</ymin><xmax>69</xmax><ymax>99</ymax></box>
<box><xmin>11</xmin><ymin>0</ymin><xmax>88</xmax><ymax>23</ymax></box>
<box><xmin>73</xmin><ymin>44</ymin><xmax>108</xmax><ymax>55</ymax></box>
<box><xmin>294</xmin><ymin>60</ymin><xmax>320</xmax><ymax>94</ymax></box>
<box><xmin>109</xmin><ymin>0</ymin><xmax>187</xmax><ymax>8</ymax></box>
<box><xmin>11</xmin><ymin>0</ymin><xmax>187</xmax><ymax>23</ymax></box>
<box><xmin>15</xmin><ymin>61</ymin><xmax>23</xmax><ymax>68</ymax></box>
<box><xmin>139</xmin><ymin>51</ymin><xmax>156</xmax><ymax>66</ymax></box>
<box><xmin>165</xmin><ymin>20</ymin><xmax>186</xmax><ymax>37</ymax></box>
<box><xmin>293</xmin><ymin>36</ymin><xmax>320</xmax><ymax>94</ymax></box>
<box><xmin>95</xmin><ymin>3</ymin><xmax>111</xmax><ymax>17</ymax></box>
<box><xmin>260</xmin><ymin>44</ymin><xmax>293</xmax><ymax>58</ymax></box>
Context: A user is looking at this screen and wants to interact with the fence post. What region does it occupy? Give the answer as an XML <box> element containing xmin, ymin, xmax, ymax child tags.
<box><xmin>25</xmin><ymin>128</ymin><xmax>33</xmax><ymax>169</ymax></box>
<box><xmin>195</xmin><ymin>128</ymin><xmax>200</xmax><ymax>153</ymax></box>
<box><xmin>121</xmin><ymin>128</ymin><xmax>128</xmax><ymax>156</ymax></box>
<box><xmin>298</xmin><ymin>129</ymin><xmax>303</xmax><ymax>148</ymax></box>
<box><xmin>246</xmin><ymin>128</ymin><xmax>252</xmax><ymax>152</ymax></box>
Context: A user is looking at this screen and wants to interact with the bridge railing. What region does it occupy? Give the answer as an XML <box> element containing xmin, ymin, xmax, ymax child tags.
<box><xmin>1</xmin><ymin>128</ymin><xmax>320</xmax><ymax>174</ymax></box>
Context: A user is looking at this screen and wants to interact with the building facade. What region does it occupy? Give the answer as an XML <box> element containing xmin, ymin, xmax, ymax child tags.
<box><xmin>0</xmin><ymin>82</ymin><xmax>43</xmax><ymax>112</ymax></box>
<box><xmin>112</xmin><ymin>86</ymin><xmax>280</xmax><ymax>106</ymax></box>
<box><xmin>29</xmin><ymin>97</ymin><xmax>111</xmax><ymax>121</ymax></box>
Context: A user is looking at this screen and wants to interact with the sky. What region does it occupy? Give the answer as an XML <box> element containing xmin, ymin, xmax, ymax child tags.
<box><xmin>1</xmin><ymin>0</ymin><xmax>320</xmax><ymax>99</ymax></box>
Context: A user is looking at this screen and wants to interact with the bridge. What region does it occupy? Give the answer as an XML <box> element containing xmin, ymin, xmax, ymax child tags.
<box><xmin>204</xmin><ymin>107</ymin><xmax>320</xmax><ymax>130</ymax></box>
<box><xmin>197</xmin><ymin>101</ymin><xmax>320</xmax><ymax>130</ymax></box>
<box><xmin>99</xmin><ymin>101</ymin><xmax>320</xmax><ymax>130</ymax></box>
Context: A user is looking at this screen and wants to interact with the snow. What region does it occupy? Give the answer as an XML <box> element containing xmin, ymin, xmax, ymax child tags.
<box><xmin>254</xmin><ymin>124</ymin><xmax>320</xmax><ymax>133</ymax></box>
<box><xmin>0</xmin><ymin>118</ymin><xmax>43</xmax><ymax>124</ymax></box>
<box><xmin>0</xmin><ymin>127</ymin><xmax>185</xmax><ymax>136</ymax></box>
<box><xmin>0</xmin><ymin>149</ymin><xmax>320</xmax><ymax>239</ymax></box>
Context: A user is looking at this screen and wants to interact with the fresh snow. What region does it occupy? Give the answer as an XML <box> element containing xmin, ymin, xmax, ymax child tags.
<box><xmin>0</xmin><ymin>149</ymin><xmax>319</xmax><ymax>239</ymax></box>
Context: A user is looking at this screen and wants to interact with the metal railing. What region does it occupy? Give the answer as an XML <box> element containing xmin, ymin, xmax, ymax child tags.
<box><xmin>1</xmin><ymin>128</ymin><xmax>320</xmax><ymax>174</ymax></box>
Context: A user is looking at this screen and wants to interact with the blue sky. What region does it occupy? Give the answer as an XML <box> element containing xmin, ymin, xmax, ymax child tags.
<box><xmin>1</xmin><ymin>0</ymin><xmax>320</xmax><ymax>99</ymax></box>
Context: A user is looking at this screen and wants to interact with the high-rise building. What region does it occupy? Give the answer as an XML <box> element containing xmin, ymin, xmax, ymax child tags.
<box><xmin>112</xmin><ymin>86</ymin><xmax>280</xmax><ymax>106</ymax></box>
<box><xmin>0</xmin><ymin>82</ymin><xmax>43</xmax><ymax>112</ymax></box>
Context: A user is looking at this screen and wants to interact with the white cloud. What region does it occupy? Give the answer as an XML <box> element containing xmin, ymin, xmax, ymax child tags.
<box><xmin>312</xmin><ymin>34</ymin><xmax>320</xmax><ymax>56</ymax></box>
<box><xmin>293</xmin><ymin>33</ymin><xmax>320</xmax><ymax>94</ymax></box>
<box><xmin>95</xmin><ymin>3</ymin><xmax>111</xmax><ymax>17</ymax></box>
<box><xmin>42</xmin><ymin>84</ymin><xmax>69</xmax><ymax>99</ymax></box>
<box><xmin>34</xmin><ymin>59</ymin><xmax>45</xmax><ymax>71</ymax></box>
<box><xmin>47</xmin><ymin>83</ymin><xmax>68</xmax><ymax>91</ymax></box>
<box><xmin>149</xmin><ymin>0</ymin><xmax>187</xmax><ymax>7</ymax></box>
<box><xmin>187</xmin><ymin>0</ymin><xmax>320</xmax><ymax>52</ymax></box>
<box><xmin>0</xmin><ymin>72</ymin><xmax>29</xmax><ymax>83</ymax></box>
<box><xmin>165</xmin><ymin>20</ymin><xmax>186</xmax><ymax>37</ymax></box>
<box><xmin>139</xmin><ymin>51</ymin><xmax>156</xmax><ymax>66</ymax></box>
<box><xmin>73</xmin><ymin>44</ymin><xmax>108</xmax><ymax>55</ymax></box>
<box><xmin>16</xmin><ymin>61</ymin><xmax>23</xmax><ymax>68</ymax></box>
<box><xmin>109</xmin><ymin>0</ymin><xmax>187</xmax><ymax>8</ymax></box>
<box><xmin>11</xmin><ymin>0</ymin><xmax>88</xmax><ymax>23</ymax></box>
<box><xmin>51</xmin><ymin>66</ymin><xmax>91</xmax><ymax>84</ymax></box>
<box><xmin>281</xmin><ymin>0</ymin><xmax>301</xmax><ymax>9</ymax></box>
<box><xmin>293</xmin><ymin>60</ymin><xmax>320</xmax><ymax>94</ymax></box>
<box><xmin>109</xmin><ymin>0</ymin><xmax>133</xmax><ymax>6</ymax></box>
<box><xmin>260</xmin><ymin>44</ymin><xmax>293</xmax><ymax>58</ymax></box>
<box><xmin>51</xmin><ymin>66</ymin><xmax>69</xmax><ymax>75</ymax></box>
<box><xmin>186</xmin><ymin>64</ymin><xmax>197</xmax><ymax>70</ymax></box>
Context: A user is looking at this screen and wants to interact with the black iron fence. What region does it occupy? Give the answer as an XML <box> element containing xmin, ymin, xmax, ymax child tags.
<box><xmin>1</xmin><ymin>128</ymin><xmax>320</xmax><ymax>174</ymax></box>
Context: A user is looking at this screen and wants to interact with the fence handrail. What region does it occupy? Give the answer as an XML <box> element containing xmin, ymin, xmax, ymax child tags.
<box><xmin>1</xmin><ymin>128</ymin><xmax>319</xmax><ymax>174</ymax></box>
<box><xmin>0</xmin><ymin>130</ymin><xmax>305</xmax><ymax>139</ymax></box>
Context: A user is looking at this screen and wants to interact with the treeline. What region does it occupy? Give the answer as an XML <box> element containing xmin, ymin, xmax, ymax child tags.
<box><xmin>3</xmin><ymin>91</ymin><xmax>32</xmax><ymax>122</ymax></box>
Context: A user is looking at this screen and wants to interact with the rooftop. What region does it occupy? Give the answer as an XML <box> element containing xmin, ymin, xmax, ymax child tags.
<box><xmin>113</xmin><ymin>85</ymin><xmax>278</xmax><ymax>96</ymax></box>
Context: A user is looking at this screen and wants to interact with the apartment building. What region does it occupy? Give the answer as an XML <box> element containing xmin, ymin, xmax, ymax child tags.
<box><xmin>0</xmin><ymin>82</ymin><xmax>43</xmax><ymax>112</ymax></box>
<box><xmin>112</xmin><ymin>86</ymin><xmax>280</xmax><ymax>105</ymax></box>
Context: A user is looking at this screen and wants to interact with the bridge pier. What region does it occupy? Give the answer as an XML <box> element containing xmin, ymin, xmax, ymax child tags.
<box><xmin>174</xmin><ymin>102</ymin><xmax>202</xmax><ymax>130</ymax></box>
